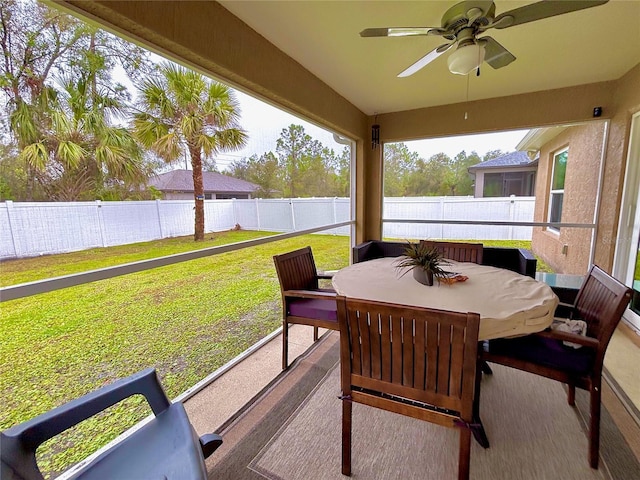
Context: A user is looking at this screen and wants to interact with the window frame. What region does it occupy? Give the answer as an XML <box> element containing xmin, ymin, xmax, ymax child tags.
<box><xmin>547</xmin><ymin>147</ymin><xmax>568</xmax><ymax>233</ymax></box>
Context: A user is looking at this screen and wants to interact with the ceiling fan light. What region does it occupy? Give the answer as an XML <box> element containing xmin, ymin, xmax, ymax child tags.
<box><xmin>447</xmin><ymin>43</ymin><xmax>486</xmax><ymax>75</ymax></box>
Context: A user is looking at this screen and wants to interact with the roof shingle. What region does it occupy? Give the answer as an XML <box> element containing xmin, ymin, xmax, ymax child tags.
<box><xmin>148</xmin><ymin>169</ymin><xmax>258</xmax><ymax>193</ymax></box>
<box><xmin>468</xmin><ymin>151</ymin><xmax>536</xmax><ymax>171</ymax></box>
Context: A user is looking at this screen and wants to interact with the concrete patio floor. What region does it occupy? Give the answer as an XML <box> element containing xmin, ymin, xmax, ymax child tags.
<box><xmin>182</xmin><ymin>323</ymin><xmax>640</xmax><ymax>477</ymax></box>
<box><xmin>184</xmin><ymin>324</ymin><xmax>327</xmax><ymax>439</ymax></box>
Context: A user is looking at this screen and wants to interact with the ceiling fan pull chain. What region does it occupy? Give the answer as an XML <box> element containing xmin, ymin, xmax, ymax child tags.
<box><xmin>465</xmin><ymin>73</ymin><xmax>470</xmax><ymax>120</ymax></box>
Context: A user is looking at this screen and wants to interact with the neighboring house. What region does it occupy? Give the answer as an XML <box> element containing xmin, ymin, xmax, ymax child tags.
<box><xmin>148</xmin><ymin>169</ymin><xmax>259</xmax><ymax>200</ymax></box>
<box><xmin>518</xmin><ymin>123</ymin><xmax>606</xmax><ymax>275</ymax></box>
<box><xmin>467</xmin><ymin>151</ymin><xmax>537</xmax><ymax>198</ymax></box>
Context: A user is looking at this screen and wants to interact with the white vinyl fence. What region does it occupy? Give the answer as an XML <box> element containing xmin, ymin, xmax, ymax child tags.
<box><xmin>383</xmin><ymin>196</ymin><xmax>535</xmax><ymax>240</ymax></box>
<box><xmin>0</xmin><ymin>196</ymin><xmax>534</xmax><ymax>260</ymax></box>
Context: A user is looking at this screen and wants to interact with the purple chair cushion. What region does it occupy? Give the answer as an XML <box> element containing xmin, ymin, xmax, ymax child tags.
<box><xmin>487</xmin><ymin>335</ymin><xmax>595</xmax><ymax>375</ymax></box>
<box><xmin>288</xmin><ymin>298</ymin><xmax>338</xmax><ymax>322</ymax></box>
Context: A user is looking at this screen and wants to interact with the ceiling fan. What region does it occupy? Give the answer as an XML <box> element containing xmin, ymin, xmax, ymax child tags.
<box><xmin>360</xmin><ymin>0</ymin><xmax>609</xmax><ymax>77</ymax></box>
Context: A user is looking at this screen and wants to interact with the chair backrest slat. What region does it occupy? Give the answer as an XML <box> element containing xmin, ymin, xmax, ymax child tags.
<box><xmin>273</xmin><ymin>246</ymin><xmax>319</xmax><ymax>292</ymax></box>
<box><xmin>413</xmin><ymin>319</ymin><xmax>426</xmax><ymax>390</ymax></box>
<box><xmin>449</xmin><ymin>323</ymin><xmax>466</xmax><ymax>398</ymax></box>
<box><xmin>380</xmin><ymin>316</ymin><xmax>392</xmax><ymax>382</ymax></box>
<box><xmin>437</xmin><ymin>321</ymin><xmax>453</xmax><ymax>394</ymax></box>
<box><xmin>426</xmin><ymin>321</ymin><xmax>439</xmax><ymax>391</ymax></box>
<box><xmin>391</xmin><ymin>315</ymin><xmax>404</xmax><ymax>384</ymax></box>
<box><xmin>420</xmin><ymin>241</ymin><xmax>484</xmax><ymax>264</ymax></box>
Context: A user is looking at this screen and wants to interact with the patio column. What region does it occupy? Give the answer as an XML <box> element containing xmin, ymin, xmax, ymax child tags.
<box><xmin>359</xmin><ymin>117</ymin><xmax>384</xmax><ymax>242</ymax></box>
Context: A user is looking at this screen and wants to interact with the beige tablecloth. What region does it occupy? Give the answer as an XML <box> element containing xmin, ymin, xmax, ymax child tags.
<box><xmin>332</xmin><ymin>257</ymin><xmax>559</xmax><ymax>341</ymax></box>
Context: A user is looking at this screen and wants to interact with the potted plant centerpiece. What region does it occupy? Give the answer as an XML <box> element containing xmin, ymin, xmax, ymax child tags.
<box><xmin>395</xmin><ymin>242</ymin><xmax>449</xmax><ymax>286</ymax></box>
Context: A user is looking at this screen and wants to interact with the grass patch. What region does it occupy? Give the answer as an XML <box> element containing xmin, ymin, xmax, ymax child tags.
<box><xmin>0</xmin><ymin>230</ymin><xmax>280</xmax><ymax>287</ymax></box>
<box><xmin>0</xmin><ymin>232</ymin><xmax>549</xmax><ymax>477</ymax></box>
<box><xmin>0</xmin><ymin>231</ymin><xmax>349</xmax><ymax>477</ymax></box>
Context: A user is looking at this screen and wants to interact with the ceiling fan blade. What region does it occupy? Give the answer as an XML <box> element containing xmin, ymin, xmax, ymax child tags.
<box><xmin>397</xmin><ymin>42</ymin><xmax>455</xmax><ymax>78</ymax></box>
<box><xmin>479</xmin><ymin>36</ymin><xmax>516</xmax><ymax>69</ymax></box>
<box><xmin>493</xmin><ymin>0</ymin><xmax>609</xmax><ymax>29</ymax></box>
<box><xmin>360</xmin><ymin>27</ymin><xmax>443</xmax><ymax>38</ymax></box>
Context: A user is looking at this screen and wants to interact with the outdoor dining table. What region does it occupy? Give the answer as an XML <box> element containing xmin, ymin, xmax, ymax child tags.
<box><xmin>332</xmin><ymin>257</ymin><xmax>559</xmax><ymax>341</ymax></box>
<box><xmin>332</xmin><ymin>256</ymin><xmax>560</xmax><ymax>449</ymax></box>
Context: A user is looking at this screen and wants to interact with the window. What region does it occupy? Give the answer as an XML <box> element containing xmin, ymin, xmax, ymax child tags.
<box><xmin>216</xmin><ymin>193</ymin><xmax>249</xmax><ymax>199</ymax></box>
<box><xmin>483</xmin><ymin>173</ymin><xmax>503</xmax><ymax>197</ymax></box>
<box><xmin>548</xmin><ymin>148</ymin><xmax>568</xmax><ymax>232</ymax></box>
<box><xmin>483</xmin><ymin>172</ymin><xmax>536</xmax><ymax>197</ymax></box>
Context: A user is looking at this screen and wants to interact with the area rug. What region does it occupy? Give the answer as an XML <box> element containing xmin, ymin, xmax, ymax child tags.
<box><xmin>207</xmin><ymin>332</ymin><xmax>639</xmax><ymax>480</ymax></box>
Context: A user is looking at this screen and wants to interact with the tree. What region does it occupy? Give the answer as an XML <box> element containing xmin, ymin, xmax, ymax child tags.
<box><xmin>10</xmin><ymin>63</ymin><xmax>146</xmax><ymax>200</ymax></box>
<box><xmin>0</xmin><ymin>141</ymin><xmax>22</xmax><ymax>200</ymax></box>
<box><xmin>448</xmin><ymin>150</ymin><xmax>482</xmax><ymax>196</ymax></box>
<box><xmin>1</xmin><ymin>0</ymin><xmax>155</xmax><ymax>200</ymax></box>
<box><xmin>296</xmin><ymin>139</ymin><xmax>335</xmax><ymax>197</ymax></box>
<box><xmin>249</xmin><ymin>152</ymin><xmax>281</xmax><ymax>198</ymax></box>
<box><xmin>229</xmin><ymin>129</ymin><xmax>349</xmax><ymax>198</ymax></box>
<box><xmin>227</xmin><ymin>158</ymin><xmax>250</xmax><ymax>181</ymax></box>
<box><xmin>276</xmin><ymin>124</ymin><xmax>310</xmax><ymax>198</ymax></box>
<box><xmin>483</xmin><ymin>149</ymin><xmax>504</xmax><ymax>162</ymax></box>
<box><xmin>383</xmin><ymin>143</ymin><xmax>418</xmax><ymax>196</ymax></box>
<box><xmin>325</xmin><ymin>146</ymin><xmax>350</xmax><ymax>197</ymax></box>
<box><xmin>1</xmin><ymin>1</ymin><xmax>84</xmax><ymax>107</ymax></box>
<box><xmin>229</xmin><ymin>152</ymin><xmax>281</xmax><ymax>198</ymax></box>
<box><xmin>134</xmin><ymin>62</ymin><xmax>247</xmax><ymax>240</ymax></box>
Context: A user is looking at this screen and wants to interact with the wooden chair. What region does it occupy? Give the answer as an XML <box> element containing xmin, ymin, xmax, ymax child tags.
<box><xmin>420</xmin><ymin>240</ymin><xmax>483</xmax><ymax>264</ymax></box>
<box><xmin>337</xmin><ymin>296</ymin><xmax>480</xmax><ymax>480</ymax></box>
<box><xmin>481</xmin><ymin>265</ymin><xmax>631</xmax><ymax>469</ymax></box>
<box><xmin>273</xmin><ymin>246</ymin><xmax>339</xmax><ymax>369</ymax></box>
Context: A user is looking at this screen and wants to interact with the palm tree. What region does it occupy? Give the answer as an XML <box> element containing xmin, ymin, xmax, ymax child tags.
<box><xmin>11</xmin><ymin>72</ymin><xmax>145</xmax><ymax>201</ymax></box>
<box><xmin>133</xmin><ymin>63</ymin><xmax>247</xmax><ymax>241</ymax></box>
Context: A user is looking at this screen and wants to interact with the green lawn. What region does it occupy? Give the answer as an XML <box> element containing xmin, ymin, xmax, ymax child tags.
<box><xmin>0</xmin><ymin>231</ymin><xmax>350</xmax><ymax>477</ymax></box>
<box><xmin>0</xmin><ymin>233</ymin><xmax>549</xmax><ymax>477</ymax></box>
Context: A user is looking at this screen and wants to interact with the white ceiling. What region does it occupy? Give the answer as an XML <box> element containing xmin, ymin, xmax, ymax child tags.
<box><xmin>220</xmin><ymin>0</ymin><xmax>640</xmax><ymax>116</ymax></box>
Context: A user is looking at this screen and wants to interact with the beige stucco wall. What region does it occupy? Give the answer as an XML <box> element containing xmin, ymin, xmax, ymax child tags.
<box><xmin>163</xmin><ymin>192</ymin><xmax>192</xmax><ymax>201</ymax></box>
<box><xmin>596</xmin><ymin>64</ymin><xmax>640</xmax><ymax>271</ymax></box>
<box><xmin>54</xmin><ymin>2</ymin><xmax>640</xmax><ymax>266</ymax></box>
<box><xmin>531</xmin><ymin>122</ymin><xmax>605</xmax><ymax>274</ymax></box>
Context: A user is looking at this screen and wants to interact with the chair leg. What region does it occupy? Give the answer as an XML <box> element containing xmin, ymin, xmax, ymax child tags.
<box><xmin>342</xmin><ymin>398</ymin><xmax>352</xmax><ymax>476</ymax></box>
<box><xmin>567</xmin><ymin>384</ymin><xmax>576</xmax><ymax>406</ymax></box>
<box><xmin>589</xmin><ymin>386</ymin><xmax>601</xmax><ymax>469</ymax></box>
<box><xmin>282</xmin><ymin>321</ymin><xmax>289</xmax><ymax>370</ymax></box>
<box><xmin>472</xmin><ymin>358</ymin><xmax>490</xmax><ymax>448</ymax></box>
<box><xmin>458</xmin><ymin>426</ymin><xmax>471</xmax><ymax>480</ymax></box>
<box><xmin>313</xmin><ymin>326</ymin><xmax>319</xmax><ymax>342</ymax></box>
